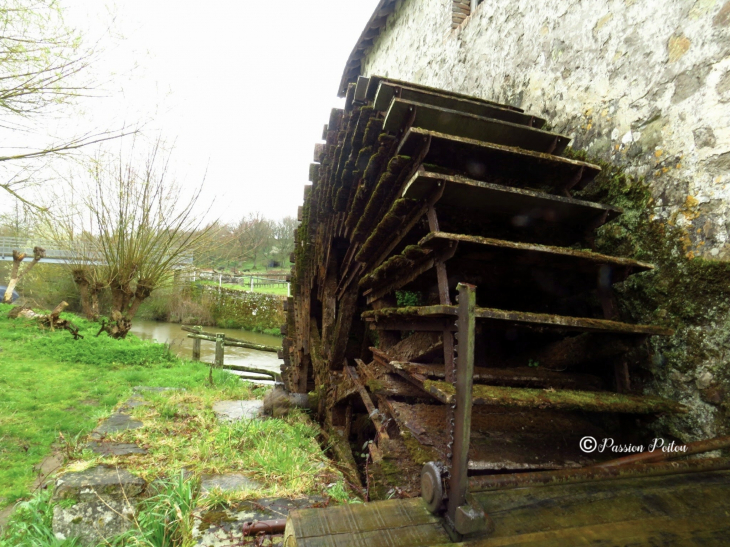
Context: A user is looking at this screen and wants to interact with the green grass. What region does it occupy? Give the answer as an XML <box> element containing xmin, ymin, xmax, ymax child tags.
<box><xmin>1</xmin><ymin>301</ymin><xmax>355</xmax><ymax>546</ymax></box>
<box><xmin>103</xmin><ymin>389</ymin><xmax>348</xmax><ymax>501</ymax></box>
<box><xmin>0</xmin><ymin>303</ymin><xmax>219</xmax><ymax>508</ymax></box>
<box><xmin>198</xmin><ymin>279</ymin><xmax>290</xmax><ymax>296</ymax></box>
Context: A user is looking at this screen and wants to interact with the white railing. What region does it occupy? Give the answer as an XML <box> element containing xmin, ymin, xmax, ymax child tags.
<box><xmin>0</xmin><ymin>236</ymin><xmax>193</xmax><ymax>265</ymax></box>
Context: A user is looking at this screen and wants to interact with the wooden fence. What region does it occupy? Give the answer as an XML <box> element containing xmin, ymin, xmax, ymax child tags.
<box><xmin>183</xmin><ymin>326</ymin><xmax>281</xmax><ymax>383</ymax></box>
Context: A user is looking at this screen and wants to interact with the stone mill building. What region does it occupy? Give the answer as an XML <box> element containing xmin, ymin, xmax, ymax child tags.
<box><xmin>336</xmin><ymin>0</ymin><xmax>730</xmax><ymax>441</ymax></box>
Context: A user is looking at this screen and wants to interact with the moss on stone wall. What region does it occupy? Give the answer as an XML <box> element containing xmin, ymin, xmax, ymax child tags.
<box><xmin>567</xmin><ymin>148</ymin><xmax>730</xmax><ymax>440</ymax></box>
<box><xmin>202</xmin><ymin>286</ymin><xmax>285</xmax><ymax>334</ymax></box>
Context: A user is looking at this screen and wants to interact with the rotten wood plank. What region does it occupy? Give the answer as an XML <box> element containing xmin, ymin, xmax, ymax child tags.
<box><xmin>398</xmin><ymin>128</ymin><xmax>600</xmax><ymax>191</ymax></box>
<box><xmin>373</xmin><ymin>81</ymin><xmax>543</xmax><ymax>127</ymax></box>
<box><xmin>385</xmin><ymin>400</ymin><xmax>607</xmax><ymax>471</ymax></box>
<box><xmin>362</xmin><ymin>306</ymin><xmax>674</xmax><ymax>336</ymax></box>
<box><xmin>347</xmin><ymin>361</ymin><xmax>390</xmax><ymax>440</ymax></box>
<box><xmin>384</xmin><ymin>99</ymin><xmax>570</xmax><ymax>154</ymax></box>
<box><xmin>402</xmin><ymin>167</ymin><xmax>621</xmax><ymax>230</ymax></box>
<box><xmin>329</xmin><ymin>283</ymin><xmax>360</xmax><ymax>369</ymax></box>
<box><xmin>389</xmin><ymin>331</ymin><xmax>443</xmax><ymax>362</ymax></box>
<box><xmin>364</xmin><ymin>75</ymin><xmax>523</xmax><ymax>112</ymax></box>
<box><xmin>420</xmin><ymin>231</ymin><xmax>652</xmax><ymax>278</ymax></box>
<box><xmin>421</xmin><ymin>380</ymin><xmax>686</xmax><ymax>414</ymax></box>
<box><xmin>391</xmin><ymin>362</ymin><xmax>604</xmax><ymax>391</ymax></box>
<box><xmin>356</xmin><ymin>359</ymin><xmax>429</xmax><ymax>399</ymax></box>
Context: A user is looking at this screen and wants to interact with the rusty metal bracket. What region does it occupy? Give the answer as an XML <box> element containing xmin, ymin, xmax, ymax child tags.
<box><xmin>445</xmin><ymin>283</ymin><xmax>489</xmax><ymax>537</ymax></box>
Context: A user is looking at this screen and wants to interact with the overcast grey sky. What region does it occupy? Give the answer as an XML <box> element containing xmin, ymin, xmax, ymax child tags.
<box><xmin>3</xmin><ymin>0</ymin><xmax>380</xmax><ymax>223</ymax></box>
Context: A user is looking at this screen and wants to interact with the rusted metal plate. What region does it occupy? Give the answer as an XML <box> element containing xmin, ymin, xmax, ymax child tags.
<box><xmin>373</xmin><ymin>82</ymin><xmax>543</xmax><ymax>127</ymax></box>
<box><xmin>398</xmin><ymin>128</ymin><xmax>599</xmax><ymax>191</ymax></box>
<box><xmin>468</xmin><ymin>470</ymin><xmax>730</xmax><ymax>546</ymax></box>
<box><xmin>421</xmin><ymin>380</ymin><xmax>686</xmax><ymax>414</ymax></box>
<box><xmin>384</xmin><ymin>99</ymin><xmax>569</xmax><ymax>155</ymax></box>
<box><xmin>362</xmin><ymin>306</ymin><xmax>674</xmax><ymax>336</ymax></box>
<box><xmin>386</xmin><ymin>401</ymin><xmax>607</xmax><ymax>471</ymax></box>
<box><xmin>286</xmin><ymin>497</ymin><xmax>451</xmax><ymax>547</ymax></box>
<box><xmin>402</xmin><ymin>167</ymin><xmax>620</xmax><ymax>229</ymax></box>
<box><xmin>364</xmin><ymin>74</ymin><xmax>523</xmax><ymax>112</ymax></box>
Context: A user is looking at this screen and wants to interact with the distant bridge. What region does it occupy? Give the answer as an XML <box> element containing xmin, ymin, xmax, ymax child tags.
<box><xmin>0</xmin><ymin>237</ymin><xmax>193</xmax><ymax>266</ymax></box>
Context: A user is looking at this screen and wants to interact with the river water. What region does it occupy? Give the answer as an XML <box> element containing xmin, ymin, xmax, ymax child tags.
<box><xmin>130</xmin><ymin>320</ymin><xmax>283</xmax><ymax>379</ymax></box>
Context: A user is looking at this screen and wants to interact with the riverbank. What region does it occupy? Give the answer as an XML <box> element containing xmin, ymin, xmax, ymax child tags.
<box><xmin>130</xmin><ymin>319</ymin><xmax>282</xmax><ymax>374</ymax></box>
<box><xmin>138</xmin><ymin>284</ymin><xmax>286</xmax><ymax>335</ymax></box>
<box><xmin>0</xmin><ymin>303</ymin><xmax>352</xmax><ymax>544</ymax></box>
<box><xmin>0</xmin><ymin>303</ymin><xmax>216</xmax><ymax>508</ymax></box>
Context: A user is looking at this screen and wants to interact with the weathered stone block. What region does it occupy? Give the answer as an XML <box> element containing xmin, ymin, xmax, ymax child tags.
<box><xmin>212</xmin><ymin>400</ymin><xmax>264</xmax><ymax>422</ymax></box>
<box><xmin>53</xmin><ymin>466</ymin><xmax>146</xmax><ymax>502</ymax></box>
<box><xmin>201</xmin><ymin>473</ymin><xmax>261</xmax><ymax>494</ymax></box>
<box><xmin>53</xmin><ymin>500</ymin><xmax>135</xmax><ymax>546</ymax></box>
<box><xmin>89</xmin><ymin>413</ymin><xmax>143</xmax><ymax>440</ymax></box>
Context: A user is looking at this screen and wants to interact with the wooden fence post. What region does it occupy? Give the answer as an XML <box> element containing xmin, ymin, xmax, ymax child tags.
<box><xmin>215</xmin><ymin>333</ymin><xmax>225</xmax><ymax>368</ymax></box>
<box><xmin>192</xmin><ymin>326</ymin><xmax>202</xmax><ymax>361</ymax></box>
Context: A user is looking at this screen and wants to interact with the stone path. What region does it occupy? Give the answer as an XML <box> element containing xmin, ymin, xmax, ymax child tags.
<box><xmin>52</xmin><ymin>466</ymin><xmax>145</xmax><ymax>546</ymax></box>
<box><xmin>38</xmin><ymin>389</ymin><xmax>320</xmax><ymax>546</ymax></box>
<box><xmin>51</xmin><ymin>389</ymin><xmax>159</xmax><ymax>545</ymax></box>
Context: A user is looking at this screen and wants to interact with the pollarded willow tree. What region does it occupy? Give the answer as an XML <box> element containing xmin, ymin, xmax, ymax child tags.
<box><xmin>87</xmin><ymin>140</ymin><xmax>213</xmax><ymax>338</ymax></box>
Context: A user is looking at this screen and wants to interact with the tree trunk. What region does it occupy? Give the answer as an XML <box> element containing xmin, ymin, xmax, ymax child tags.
<box><xmin>99</xmin><ymin>282</ymin><xmax>152</xmax><ymax>339</ymax></box>
<box><xmin>3</xmin><ymin>247</ymin><xmax>46</xmax><ymax>303</ymax></box>
<box><xmin>72</xmin><ymin>269</ymin><xmax>94</xmax><ymax>320</ymax></box>
<box><xmin>89</xmin><ymin>287</ymin><xmax>101</xmax><ymax>321</ymax></box>
<box><xmin>3</xmin><ymin>250</ymin><xmax>26</xmax><ymax>303</ymax></box>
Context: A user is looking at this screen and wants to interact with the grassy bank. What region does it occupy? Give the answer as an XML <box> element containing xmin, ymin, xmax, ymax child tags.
<box><xmin>0</xmin><ymin>302</ymin><xmax>352</xmax><ymax>545</ymax></box>
<box><xmin>0</xmin><ymin>303</ymin><xmax>217</xmax><ymax>507</ymax></box>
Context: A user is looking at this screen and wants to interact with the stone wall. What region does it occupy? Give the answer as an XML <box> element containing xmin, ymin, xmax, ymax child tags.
<box><xmin>362</xmin><ymin>0</ymin><xmax>730</xmax><ymax>257</ymax></box>
<box><xmin>203</xmin><ymin>286</ymin><xmax>285</xmax><ymax>333</ymax></box>
<box><xmin>359</xmin><ymin>0</ymin><xmax>730</xmax><ymax>439</ymax></box>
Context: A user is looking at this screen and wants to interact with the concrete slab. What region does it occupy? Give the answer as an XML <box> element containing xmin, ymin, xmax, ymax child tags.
<box><xmin>118</xmin><ymin>397</ymin><xmax>149</xmax><ymax>412</ymax></box>
<box><xmin>133</xmin><ymin>386</ymin><xmax>183</xmax><ymax>395</ymax></box>
<box><xmin>212</xmin><ymin>400</ymin><xmax>264</xmax><ymax>422</ymax></box>
<box><xmin>89</xmin><ymin>413</ymin><xmax>143</xmax><ymax>440</ymax></box>
<box><xmin>53</xmin><ymin>499</ymin><xmax>135</xmax><ymax>546</ymax></box>
<box><xmin>53</xmin><ymin>465</ymin><xmax>146</xmax><ymax>502</ymax></box>
<box><xmin>86</xmin><ymin>441</ymin><xmax>147</xmax><ymax>456</ymax></box>
<box><xmin>192</xmin><ymin>498</ymin><xmax>323</xmax><ymax>547</ymax></box>
<box><xmin>201</xmin><ymin>473</ymin><xmax>261</xmax><ymax>494</ymax></box>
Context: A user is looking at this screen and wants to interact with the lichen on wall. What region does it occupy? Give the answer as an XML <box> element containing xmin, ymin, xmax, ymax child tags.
<box><xmin>358</xmin><ymin>0</ymin><xmax>730</xmax><ymax>438</ymax></box>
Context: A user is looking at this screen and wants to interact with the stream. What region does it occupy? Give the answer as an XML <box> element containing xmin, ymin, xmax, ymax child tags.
<box><xmin>130</xmin><ymin>320</ymin><xmax>282</xmax><ymax>381</ymax></box>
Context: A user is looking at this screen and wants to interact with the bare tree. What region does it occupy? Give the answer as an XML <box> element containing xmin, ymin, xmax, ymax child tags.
<box><xmin>272</xmin><ymin>216</ymin><xmax>297</xmax><ymax>265</ymax></box>
<box><xmin>0</xmin><ymin>1</ymin><xmax>130</xmax><ymax>207</ymax></box>
<box><xmin>233</xmin><ymin>212</ymin><xmax>273</xmax><ymax>269</ymax></box>
<box><xmin>86</xmin><ymin>139</ymin><xmax>212</xmax><ymax>338</ymax></box>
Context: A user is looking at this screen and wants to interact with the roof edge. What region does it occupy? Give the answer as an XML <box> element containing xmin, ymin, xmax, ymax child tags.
<box><xmin>337</xmin><ymin>0</ymin><xmax>398</xmax><ymax>97</ymax></box>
